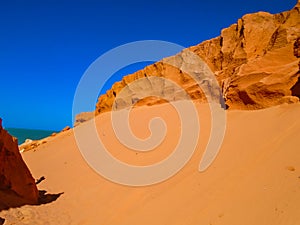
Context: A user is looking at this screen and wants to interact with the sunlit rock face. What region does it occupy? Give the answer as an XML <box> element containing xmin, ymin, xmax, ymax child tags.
<box><xmin>94</xmin><ymin>4</ymin><xmax>299</xmax><ymax>115</ymax></box>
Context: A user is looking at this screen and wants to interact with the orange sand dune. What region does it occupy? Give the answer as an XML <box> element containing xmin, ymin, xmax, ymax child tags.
<box><xmin>1</xmin><ymin>101</ymin><xmax>300</xmax><ymax>225</ymax></box>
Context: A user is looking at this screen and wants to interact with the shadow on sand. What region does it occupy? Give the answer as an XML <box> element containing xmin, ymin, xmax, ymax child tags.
<box><xmin>0</xmin><ymin>188</ymin><xmax>63</xmax><ymax>222</ymax></box>
<box><xmin>0</xmin><ymin>190</ymin><xmax>63</xmax><ymax>224</ymax></box>
<box><xmin>0</xmin><ymin>175</ymin><xmax>63</xmax><ymax>223</ymax></box>
<box><xmin>38</xmin><ymin>190</ymin><xmax>63</xmax><ymax>205</ymax></box>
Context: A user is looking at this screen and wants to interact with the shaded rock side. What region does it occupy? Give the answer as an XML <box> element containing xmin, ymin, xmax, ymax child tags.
<box><xmin>95</xmin><ymin>4</ymin><xmax>300</xmax><ymax>115</ymax></box>
<box><xmin>0</xmin><ymin>119</ymin><xmax>39</xmax><ymax>210</ymax></box>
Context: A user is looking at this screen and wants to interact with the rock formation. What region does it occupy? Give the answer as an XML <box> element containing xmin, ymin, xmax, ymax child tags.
<box><xmin>0</xmin><ymin>118</ymin><xmax>39</xmax><ymax>210</ymax></box>
<box><xmin>19</xmin><ymin>138</ymin><xmax>47</xmax><ymax>153</ymax></box>
<box><xmin>94</xmin><ymin>3</ymin><xmax>300</xmax><ymax>115</ymax></box>
<box><xmin>18</xmin><ymin>125</ymin><xmax>74</xmax><ymax>152</ymax></box>
<box><xmin>74</xmin><ymin>112</ymin><xmax>94</xmax><ymax>127</ymax></box>
<box><xmin>61</xmin><ymin>126</ymin><xmax>71</xmax><ymax>132</ymax></box>
<box><xmin>190</xmin><ymin>5</ymin><xmax>300</xmax><ymax>109</ymax></box>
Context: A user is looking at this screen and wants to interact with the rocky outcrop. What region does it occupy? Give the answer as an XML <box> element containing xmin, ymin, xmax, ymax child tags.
<box><xmin>0</xmin><ymin>119</ymin><xmax>39</xmax><ymax>210</ymax></box>
<box><xmin>94</xmin><ymin>3</ymin><xmax>300</xmax><ymax>115</ymax></box>
<box><xmin>19</xmin><ymin>138</ymin><xmax>47</xmax><ymax>153</ymax></box>
<box><xmin>18</xmin><ymin>125</ymin><xmax>74</xmax><ymax>152</ymax></box>
<box><xmin>190</xmin><ymin>5</ymin><xmax>300</xmax><ymax>109</ymax></box>
<box><xmin>61</xmin><ymin>126</ymin><xmax>71</xmax><ymax>132</ymax></box>
<box><xmin>74</xmin><ymin>112</ymin><xmax>94</xmax><ymax>127</ymax></box>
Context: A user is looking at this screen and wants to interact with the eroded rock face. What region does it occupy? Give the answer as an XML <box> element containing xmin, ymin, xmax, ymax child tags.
<box><xmin>95</xmin><ymin>53</ymin><xmax>221</xmax><ymax>115</ymax></box>
<box><xmin>0</xmin><ymin>119</ymin><xmax>39</xmax><ymax>210</ymax></box>
<box><xmin>190</xmin><ymin>6</ymin><xmax>300</xmax><ymax>109</ymax></box>
<box><xmin>94</xmin><ymin>4</ymin><xmax>300</xmax><ymax>114</ymax></box>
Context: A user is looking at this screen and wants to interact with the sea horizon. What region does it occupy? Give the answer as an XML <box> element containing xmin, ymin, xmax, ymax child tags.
<box><xmin>5</xmin><ymin>127</ymin><xmax>57</xmax><ymax>145</ymax></box>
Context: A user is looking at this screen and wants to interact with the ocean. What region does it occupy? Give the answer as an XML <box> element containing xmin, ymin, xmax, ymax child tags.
<box><xmin>5</xmin><ymin>128</ymin><xmax>57</xmax><ymax>145</ymax></box>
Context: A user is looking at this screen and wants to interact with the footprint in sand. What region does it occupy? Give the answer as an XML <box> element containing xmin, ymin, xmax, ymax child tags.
<box><xmin>286</xmin><ymin>166</ymin><xmax>296</xmax><ymax>172</ymax></box>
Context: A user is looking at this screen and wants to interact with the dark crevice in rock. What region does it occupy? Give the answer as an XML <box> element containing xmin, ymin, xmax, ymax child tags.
<box><xmin>275</xmin><ymin>13</ymin><xmax>287</xmax><ymax>24</ymax></box>
<box><xmin>268</xmin><ymin>29</ymin><xmax>279</xmax><ymax>50</ymax></box>
<box><xmin>238</xmin><ymin>90</ymin><xmax>256</xmax><ymax>105</ymax></box>
<box><xmin>291</xmin><ymin>76</ymin><xmax>300</xmax><ymax>98</ymax></box>
<box><xmin>219</xmin><ymin>51</ymin><xmax>224</xmax><ymax>71</ymax></box>
<box><xmin>294</xmin><ymin>37</ymin><xmax>300</xmax><ymax>58</ymax></box>
<box><xmin>239</xmin><ymin>24</ymin><xmax>244</xmax><ymax>38</ymax></box>
<box><xmin>219</xmin><ymin>36</ymin><xmax>223</xmax><ymax>47</ymax></box>
<box><xmin>268</xmin><ymin>28</ymin><xmax>288</xmax><ymax>51</ymax></box>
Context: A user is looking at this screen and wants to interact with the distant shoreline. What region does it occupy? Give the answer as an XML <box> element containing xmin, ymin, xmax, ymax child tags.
<box><xmin>6</xmin><ymin>128</ymin><xmax>57</xmax><ymax>145</ymax></box>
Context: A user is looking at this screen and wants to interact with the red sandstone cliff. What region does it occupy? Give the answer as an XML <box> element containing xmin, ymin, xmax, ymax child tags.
<box><xmin>0</xmin><ymin>118</ymin><xmax>39</xmax><ymax>210</ymax></box>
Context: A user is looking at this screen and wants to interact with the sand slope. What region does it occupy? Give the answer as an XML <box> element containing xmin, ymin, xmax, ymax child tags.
<box><xmin>1</xmin><ymin>102</ymin><xmax>300</xmax><ymax>225</ymax></box>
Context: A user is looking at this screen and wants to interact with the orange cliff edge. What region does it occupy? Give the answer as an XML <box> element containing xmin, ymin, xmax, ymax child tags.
<box><xmin>74</xmin><ymin>3</ymin><xmax>300</xmax><ymax>127</ymax></box>
<box><xmin>93</xmin><ymin>3</ymin><xmax>300</xmax><ymax>115</ymax></box>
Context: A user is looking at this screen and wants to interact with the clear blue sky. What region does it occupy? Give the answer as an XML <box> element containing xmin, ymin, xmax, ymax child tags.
<box><xmin>0</xmin><ymin>0</ymin><xmax>296</xmax><ymax>130</ymax></box>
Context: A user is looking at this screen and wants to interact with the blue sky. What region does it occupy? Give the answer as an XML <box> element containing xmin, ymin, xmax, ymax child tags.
<box><xmin>0</xmin><ymin>0</ymin><xmax>296</xmax><ymax>130</ymax></box>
